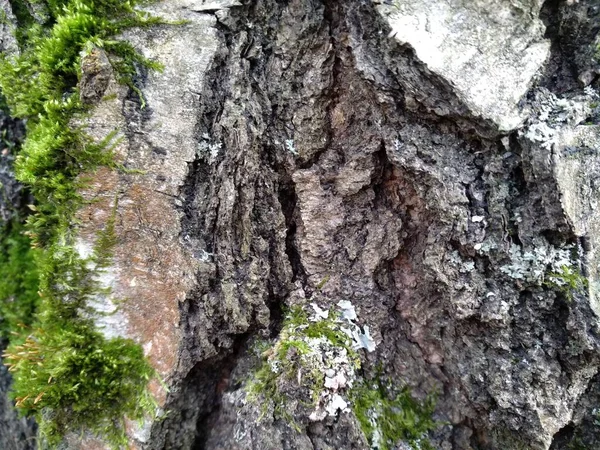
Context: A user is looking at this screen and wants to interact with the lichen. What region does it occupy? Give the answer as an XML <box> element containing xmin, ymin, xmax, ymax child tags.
<box><xmin>499</xmin><ymin>242</ymin><xmax>576</xmax><ymax>285</ymax></box>
<box><xmin>494</xmin><ymin>240</ymin><xmax>592</xmax><ymax>301</ymax></box>
<box><xmin>0</xmin><ymin>0</ymin><xmax>165</xmax><ymax>447</ymax></box>
<box><xmin>521</xmin><ymin>87</ymin><xmax>597</xmax><ymax>149</ymax></box>
<box><xmin>246</xmin><ymin>301</ymin><xmax>437</xmax><ymax>448</ymax></box>
<box><xmin>196</xmin><ymin>133</ymin><xmax>222</xmax><ymax>164</ymax></box>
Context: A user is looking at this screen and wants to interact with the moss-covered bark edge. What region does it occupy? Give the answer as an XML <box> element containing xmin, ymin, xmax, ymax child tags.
<box><xmin>0</xmin><ymin>0</ymin><xmax>165</xmax><ymax>447</ymax></box>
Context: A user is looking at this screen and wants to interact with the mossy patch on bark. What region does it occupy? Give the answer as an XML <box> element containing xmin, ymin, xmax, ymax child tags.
<box><xmin>0</xmin><ymin>0</ymin><xmax>165</xmax><ymax>447</ymax></box>
<box><xmin>0</xmin><ymin>218</ymin><xmax>39</xmax><ymax>340</ymax></box>
<box><xmin>349</xmin><ymin>377</ymin><xmax>438</xmax><ymax>450</ymax></box>
<box><xmin>247</xmin><ymin>303</ymin><xmax>439</xmax><ymax>449</ymax></box>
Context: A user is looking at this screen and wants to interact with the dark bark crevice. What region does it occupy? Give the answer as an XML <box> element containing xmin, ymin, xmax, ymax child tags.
<box><xmin>539</xmin><ymin>0</ymin><xmax>600</xmax><ymax>93</ymax></box>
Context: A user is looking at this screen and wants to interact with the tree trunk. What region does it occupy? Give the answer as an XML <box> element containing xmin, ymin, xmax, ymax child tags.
<box><xmin>3</xmin><ymin>1</ymin><xmax>600</xmax><ymax>449</ymax></box>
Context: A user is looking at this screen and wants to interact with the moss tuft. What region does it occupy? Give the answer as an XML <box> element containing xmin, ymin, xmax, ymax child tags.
<box><xmin>0</xmin><ymin>0</ymin><xmax>165</xmax><ymax>447</ymax></box>
<box><xmin>349</xmin><ymin>377</ymin><xmax>438</xmax><ymax>450</ymax></box>
<box><xmin>545</xmin><ymin>265</ymin><xmax>588</xmax><ymax>302</ymax></box>
<box><xmin>247</xmin><ymin>305</ymin><xmax>359</xmax><ymax>427</ymax></box>
<box><xmin>3</xmin><ymin>327</ymin><xmax>156</xmax><ymax>448</ymax></box>
<box><xmin>0</xmin><ymin>218</ymin><xmax>39</xmax><ymax>340</ymax></box>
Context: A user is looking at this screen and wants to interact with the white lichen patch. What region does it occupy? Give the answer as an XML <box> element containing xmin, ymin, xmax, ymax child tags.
<box><xmin>447</xmin><ymin>250</ymin><xmax>476</xmax><ymax>274</ymax></box>
<box><xmin>522</xmin><ymin>88</ymin><xmax>597</xmax><ymax>149</ymax></box>
<box><xmin>74</xmin><ymin>238</ymin><xmax>129</xmax><ymax>340</ymax></box>
<box><xmin>338</xmin><ymin>300</ymin><xmax>358</xmax><ymax>321</ymax></box>
<box><xmin>197</xmin><ymin>133</ymin><xmax>222</xmax><ymax>163</ymax></box>
<box><xmin>376</xmin><ymin>0</ymin><xmax>550</xmax><ymax>131</ymax></box>
<box><xmin>185</xmin><ymin>0</ymin><xmax>242</xmax><ymax>11</ymax></box>
<box><xmin>304</xmin><ymin>336</ymin><xmax>356</xmax><ymax>421</ymax></box>
<box><xmin>310</xmin><ymin>302</ymin><xmax>329</xmax><ymax>320</ymax></box>
<box><xmin>500</xmin><ymin>241</ymin><xmax>575</xmax><ymax>285</ymax></box>
<box><xmin>349</xmin><ymin>324</ymin><xmax>377</xmax><ymax>353</ymax></box>
<box><xmin>337</xmin><ymin>300</ymin><xmax>378</xmax><ymax>352</ymax></box>
<box><xmin>285</xmin><ymin>139</ymin><xmax>298</xmax><ymax>155</ymax></box>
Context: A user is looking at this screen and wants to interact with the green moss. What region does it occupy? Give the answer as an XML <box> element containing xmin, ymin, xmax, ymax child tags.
<box><xmin>3</xmin><ymin>203</ymin><xmax>159</xmax><ymax>448</ymax></box>
<box><xmin>0</xmin><ymin>219</ymin><xmax>39</xmax><ymax>339</ymax></box>
<box><xmin>4</xmin><ymin>327</ymin><xmax>156</xmax><ymax>448</ymax></box>
<box><xmin>285</xmin><ymin>306</ymin><xmax>359</xmax><ymax>362</ymax></box>
<box><xmin>249</xmin><ymin>307</ymin><xmax>438</xmax><ymax>448</ymax></box>
<box><xmin>316</xmin><ymin>275</ymin><xmax>330</xmax><ymax>290</ymax></box>
<box><xmin>247</xmin><ymin>352</ymin><xmax>300</xmax><ymax>427</ymax></box>
<box><xmin>349</xmin><ymin>377</ymin><xmax>438</xmax><ymax>450</ymax></box>
<box><xmin>0</xmin><ymin>0</ymin><xmax>165</xmax><ymax>447</ymax></box>
<box><xmin>545</xmin><ymin>265</ymin><xmax>588</xmax><ymax>301</ymax></box>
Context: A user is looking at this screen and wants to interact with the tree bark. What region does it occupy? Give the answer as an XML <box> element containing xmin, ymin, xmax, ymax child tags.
<box><xmin>3</xmin><ymin>1</ymin><xmax>600</xmax><ymax>449</ymax></box>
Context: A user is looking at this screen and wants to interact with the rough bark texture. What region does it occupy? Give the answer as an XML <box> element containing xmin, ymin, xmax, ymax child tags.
<box><xmin>4</xmin><ymin>0</ymin><xmax>600</xmax><ymax>449</ymax></box>
<box><xmin>0</xmin><ymin>110</ymin><xmax>25</xmax><ymax>223</ymax></box>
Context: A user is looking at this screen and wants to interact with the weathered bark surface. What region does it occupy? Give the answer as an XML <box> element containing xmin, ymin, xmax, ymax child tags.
<box><xmin>0</xmin><ymin>110</ymin><xmax>25</xmax><ymax>223</ymax></box>
<box><xmin>3</xmin><ymin>0</ymin><xmax>600</xmax><ymax>449</ymax></box>
<box><xmin>0</xmin><ymin>0</ymin><xmax>24</xmax><ymax>222</ymax></box>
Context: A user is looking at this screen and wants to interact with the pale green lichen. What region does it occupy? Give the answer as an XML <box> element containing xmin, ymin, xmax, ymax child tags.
<box><xmin>497</xmin><ymin>241</ymin><xmax>590</xmax><ymax>301</ymax></box>
<box><xmin>246</xmin><ymin>305</ymin><xmax>360</xmax><ymax>427</ymax></box>
<box><xmin>499</xmin><ymin>242</ymin><xmax>575</xmax><ymax>284</ymax></box>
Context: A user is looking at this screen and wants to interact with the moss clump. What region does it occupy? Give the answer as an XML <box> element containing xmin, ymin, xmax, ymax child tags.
<box><xmin>0</xmin><ymin>0</ymin><xmax>164</xmax><ymax>447</ymax></box>
<box><xmin>0</xmin><ymin>218</ymin><xmax>39</xmax><ymax>339</ymax></box>
<box><xmin>4</xmin><ymin>328</ymin><xmax>156</xmax><ymax>447</ymax></box>
<box><xmin>545</xmin><ymin>265</ymin><xmax>588</xmax><ymax>301</ymax></box>
<box><xmin>349</xmin><ymin>377</ymin><xmax>438</xmax><ymax>450</ymax></box>
<box><xmin>247</xmin><ymin>306</ymin><xmax>359</xmax><ymax>426</ymax></box>
<box><xmin>286</xmin><ymin>306</ymin><xmax>360</xmax><ymax>357</ymax></box>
